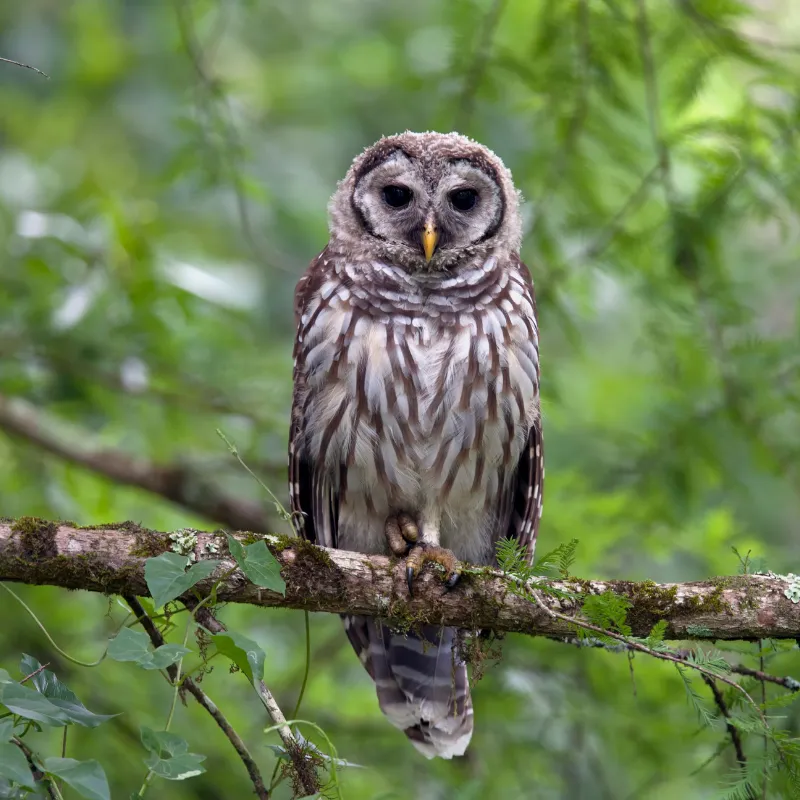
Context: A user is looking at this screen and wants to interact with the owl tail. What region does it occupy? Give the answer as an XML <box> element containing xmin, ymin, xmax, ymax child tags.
<box><xmin>342</xmin><ymin>615</ymin><xmax>473</xmax><ymax>759</ymax></box>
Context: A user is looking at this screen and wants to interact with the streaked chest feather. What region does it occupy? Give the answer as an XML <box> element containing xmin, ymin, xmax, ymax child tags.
<box><xmin>296</xmin><ymin>257</ymin><xmax>539</xmax><ymax>514</ymax></box>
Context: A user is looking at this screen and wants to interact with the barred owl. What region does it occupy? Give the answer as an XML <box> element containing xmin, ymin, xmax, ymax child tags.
<box><xmin>289</xmin><ymin>131</ymin><xmax>543</xmax><ymax>759</ymax></box>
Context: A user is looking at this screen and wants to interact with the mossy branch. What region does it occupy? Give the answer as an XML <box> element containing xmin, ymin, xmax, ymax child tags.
<box><xmin>1</xmin><ymin>516</ymin><xmax>800</xmax><ymax>640</ymax></box>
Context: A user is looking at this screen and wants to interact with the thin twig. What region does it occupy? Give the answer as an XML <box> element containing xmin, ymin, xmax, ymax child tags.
<box><xmin>530</xmin><ymin>589</ymin><xmax>768</xmax><ymax>724</ymax></box>
<box><xmin>556</xmin><ymin>635</ymin><xmax>800</xmax><ymax>693</ymax></box>
<box><xmin>12</xmin><ymin>737</ymin><xmax>59</xmax><ymax>799</ymax></box>
<box><xmin>124</xmin><ymin>596</ymin><xmax>270</xmax><ymax>800</ymax></box>
<box><xmin>732</xmin><ymin>663</ymin><xmax>800</xmax><ymax>692</ymax></box>
<box><xmin>0</xmin><ymin>57</ymin><xmax>49</xmax><ymax>78</ymax></box>
<box><xmin>191</xmin><ymin>605</ymin><xmax>320</xmax><ymax>796</ymax></box>
<box><xmin>700</xmin><ymin>674</ymin><xmax>749</xmax><ymax>772</ymax></box>
<box><xmin>19</xmin><ymin>662</ymin><xmax>50</xmax><ymax>685</ymax></box>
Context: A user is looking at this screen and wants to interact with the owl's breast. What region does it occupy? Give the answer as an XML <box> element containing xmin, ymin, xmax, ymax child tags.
<box><xmin>299</xmin><ymin>278</ymin><xmax>539</xmax><ymax>513</ymax></box>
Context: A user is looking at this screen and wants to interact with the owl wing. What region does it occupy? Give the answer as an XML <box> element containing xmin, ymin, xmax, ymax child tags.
<box><xmin>498</xmin><ymin>255</ymin><xmax>544</xmax><ymax>564</ymax></box>
<box><xmin>288</xmin><ymin>248</ymin><xmax>339</xmax><ymax>549</ymax></box>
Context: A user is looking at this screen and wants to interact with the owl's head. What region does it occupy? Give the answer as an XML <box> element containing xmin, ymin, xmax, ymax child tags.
<box><xmin>328</xmin><ymin>131</ymin><xmax>522</xmax><ymax>271</ymax></box>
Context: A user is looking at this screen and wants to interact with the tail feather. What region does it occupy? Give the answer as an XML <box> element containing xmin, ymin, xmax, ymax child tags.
<box><xmin>342</xmin><ymin>615</ymin><xmax>473</xmax><ymax>759</ymax></box>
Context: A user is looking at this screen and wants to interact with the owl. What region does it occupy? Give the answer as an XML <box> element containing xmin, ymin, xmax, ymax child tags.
<box><xmin>289</xmin><ymin>131</ymin><xmax>543</xmax><ymax>759</ymax></box>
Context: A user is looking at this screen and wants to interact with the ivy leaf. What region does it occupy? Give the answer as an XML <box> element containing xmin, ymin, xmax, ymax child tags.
<box><xmin>147</xmin><ymin>645</ymin><xmax>191</xmax><ymax>670</ymax></box>
<box><xmin>18</xmin><ymin>656</ymin><xmax>113</xmax><ymax>728</ymax></box>
<box><xmin>0</xmin><ymin>743</ymin><xmax>35</xmax><ymax>790</ymax></box>
<box><xmin>226</xmin><ymin>535</ymin><xmax>285</xmax><ymax>596</ymax></box>
<box><xmin>107</xmin><ymin>628</ymin><xmax>151</xmax><ymax>663</ymax></box>
<box><xmin>107</xmin><ymin>630</ymin><xmax>190</xmax><ymax>671</ymax></box>
<box><xmin>140</xmin><ymin>728</ymin><xmax>206</xmax><ymax>781</ymax></box>
<box><xmin>211</xmin><ymin>632</ymin><xmax>265</xmax><ymax>684</ymax></box>
<box><xmin>0</xmin><ymin>721</ymin><xmax>13</xmax><ymax>744</ymax></box>
<box><xmin>144</xmin><ymin>553</ymin><xmax>219</xmax><ymax>608</ymax></box>
<box><xmin>0</xmin><ymin>683</ymin><xmax>68</xmax><ymax>727</ymax></box>
<box><xmin>43</xmin><ymin>758</ymin><xmax>110</xmax><ymax>800</ymax></box>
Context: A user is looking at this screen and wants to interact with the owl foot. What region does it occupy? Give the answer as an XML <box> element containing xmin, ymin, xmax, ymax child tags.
<box><xmin>384</xmin><ymin>514</ymin><xmax>461</xmax><ymax>595</ymax></box>
<box><xmin>406</xmin><ymin>544</ymin><xmax>461</xmax><ymax>595</ymax></box>
<box><xmin>384</xmin><ymin>513</ymin><xmax>419</xmax><ymax>556</ymax></box>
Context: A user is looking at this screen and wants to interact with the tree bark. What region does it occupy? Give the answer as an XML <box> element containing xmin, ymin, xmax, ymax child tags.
<box><xmin>1</xmin><ymin>517</ymin><xmax>798</xmax><ymax>640</ymax></box>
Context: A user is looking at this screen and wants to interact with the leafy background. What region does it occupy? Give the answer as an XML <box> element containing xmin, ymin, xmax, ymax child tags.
<box><xmin>2</xmin><ymin>0</ymin><xmax>800</xmax><ymax>797</ymax></box>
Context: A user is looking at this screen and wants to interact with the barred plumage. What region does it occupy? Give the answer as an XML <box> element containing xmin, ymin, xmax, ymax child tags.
<box><xmin>289</xmin><ymin>132</ymin><xmax>543</xmax><ymax>759</ymax></box>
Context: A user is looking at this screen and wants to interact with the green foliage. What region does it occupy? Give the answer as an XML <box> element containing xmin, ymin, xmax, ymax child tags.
<box><xmin>581</xmin><ymin>591</ymin><xmax>632</xmax><ymax>637</ymax></box>
<box><xmin>226</xmin><ymin>534</ymin><xmax>286</xmax><ymax>596</ymax></box>
<box><xmin>143</xmin><ymin>553</ymin><xmax>219</xmax><ymax>609</ymax></box>
<box><xmin>644</xmin><ymin>619</ymin><xmax>669</xmax><ymax>649</ymax></box>
<box><xmin>0</xmin><ymin>658</ymin><xmax>113</xmax><ymax>798</ymax></box>
<box><xmin>42</xmin><ymin>758</ymin><xmax>110</xmax><ymax>800</ymax></box>
<box><xmin>533</xmin><ymin>538</ymin><xmax>580</xmax><ymax>579</ymax></box>
<box><xmin>211</xmin><ymin>632</ymin><xmax>266</xmax><ymax>685</ymax></box>
<box><xmin>0</xmin><ymin>746</ymin><xmax>35</xmax><ymax>791</ymax></box>
<box><xmin>17</xmin><ymin>655</ymin><xmax>114</xmax><ymax>727</ymax></box>
<box><xmin>139</xmin><ymin>728</ymin><xmax>206</xmax><ymax>782</ymax></box>
<box><xmin>107</xmin><ymin>629</ymin><xmax>190</xmax><ymax>671</ymax></box>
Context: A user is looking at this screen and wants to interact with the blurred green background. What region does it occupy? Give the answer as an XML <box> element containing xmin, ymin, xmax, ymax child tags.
<box><xmin>2</xmin><ymin>0</ymin><xmax>800</xmax><ymax>797</ymax></box>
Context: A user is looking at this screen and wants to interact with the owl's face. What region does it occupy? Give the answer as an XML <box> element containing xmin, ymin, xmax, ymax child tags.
<box><xmin>328</xmin><ymin>132</ymin><xmax>522</xmax><ymax>272</ymax></box>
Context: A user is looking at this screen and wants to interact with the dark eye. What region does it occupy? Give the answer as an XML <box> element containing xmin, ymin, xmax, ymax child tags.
<box><xmin>382</xmin><ymin>185</ymin><xmax>413</xmax><ymax>208</ymax></box>
<box><xmin>450</xmin><ymin>188</ymin><xmax>478</xmax><ymax>211</ymax></box>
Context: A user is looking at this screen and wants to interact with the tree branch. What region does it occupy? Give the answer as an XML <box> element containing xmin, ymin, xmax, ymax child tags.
<box><xmin>124</xmin><ymin>596</ymin><xmax>270</xmax><ymax>800</ymax></box>
<box><xmin>188</xmin><ymin>605</ymin><xmax>320</xmax><ymax>797</ymax></box>
<box><xmin>3</xmin><ymin>518</ymin><xmax>800</xmax><ymax>641</ymax></box>
<box><xmin>0</xmin><ymin>394</ymin><xmax>273</xmax><ymax>533</ymax></box>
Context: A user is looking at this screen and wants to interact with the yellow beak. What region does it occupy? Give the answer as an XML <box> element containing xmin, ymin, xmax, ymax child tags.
<box><xmin>422</xmin><ymin>220</ymin><xmax>439</xmax><ymax>262</ymax></box>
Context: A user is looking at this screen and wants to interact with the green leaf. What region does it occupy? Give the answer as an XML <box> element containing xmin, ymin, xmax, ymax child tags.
<box><xmin>211</xmin><ymin>632</ymin><xmax>265</xmax><ymax>684</ymax></box>
<box><xmin>144</xmin><ymin>553</ymin><xmax>219</xmax><ymax>608</ymax></box>
<box><xmin>226</xmin><ymin>535</ymin><xmax>285</xmax><ymax>595</ymax></box>
<box><xmin>107</xmin><ymin>630</ymin><xmax>190</xmax><ymax>671</ymax></box>
<box><xmin>0</xmin><ymin>743</ymin><xmax>35</xmax><ymax>790</ymax></box>
<box><xmin>140</xmin><ymin>726</ymin><xmax>188</xmax><ymax>757</ymax></box>
<box><xmin>147</xmin><ymin>645</ymin><xmax>191</xmax><ymax>670</ymax></box>
<box><xmin>43</xmin><ymin>758</ymin><xmax>110</xmax><ymax>800</ymax></box>
<box><xmin>145</xmin><ymin>752</ymin><xmax>206</xmax><ymax>781</ymax></box>
<box><xmin>139</xmin><ymin>728</ymin><xmax>205</xmax><ymax>781</ymax></box>
<box><xmin>0</xmin><ymin>721</ymin><xmax>13</xmax><ymax>744</ymax></box>
<box><xmin>107</xmin><ymin>628</ymin><xmax>151</xmax><ymax>663</ymax></box>
<box><xmin>18</xmin><ymin>656</ymin><xmax>113</xmax><ymax>728</ymax></box>
<box><xmin>0</xmin><ymin>683</ymin><xmax>68</xmax><ymax>727</ymax></box>
<box><xmin>582</xmin><ymin>591</ymin><xmax>632</xmax><ymax>636</ymax></box>
<box><xmin>226</xmin><ymin>535</ymin><xmax>247</xmax><ymax>567</ymax></box>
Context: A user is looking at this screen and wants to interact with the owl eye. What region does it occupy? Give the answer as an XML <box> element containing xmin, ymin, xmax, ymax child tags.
<box><xmin>450</xmin><ymin>188</ymin><xmax>479</xmax><ymax>211</ymax></box>
<box><xmin>382</xmin><ymin>185</ymin><xmax>413</xmax><ymax>208</ymax></box>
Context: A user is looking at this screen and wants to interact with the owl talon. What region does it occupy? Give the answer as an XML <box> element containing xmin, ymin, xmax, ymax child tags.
<box><xmin>404</xmin><ymin>542</ymin><xmax>460</xmax><ymax>596</ymax></box>
<box><xmin>445</xmin><ymin>571</ymin><xmax>461</xmax><ymax>589</ymax></box>
<box><xmin>407</xmin><ymin>565</ymin><xmax>416</xmax><ymax>596</ymax></box>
